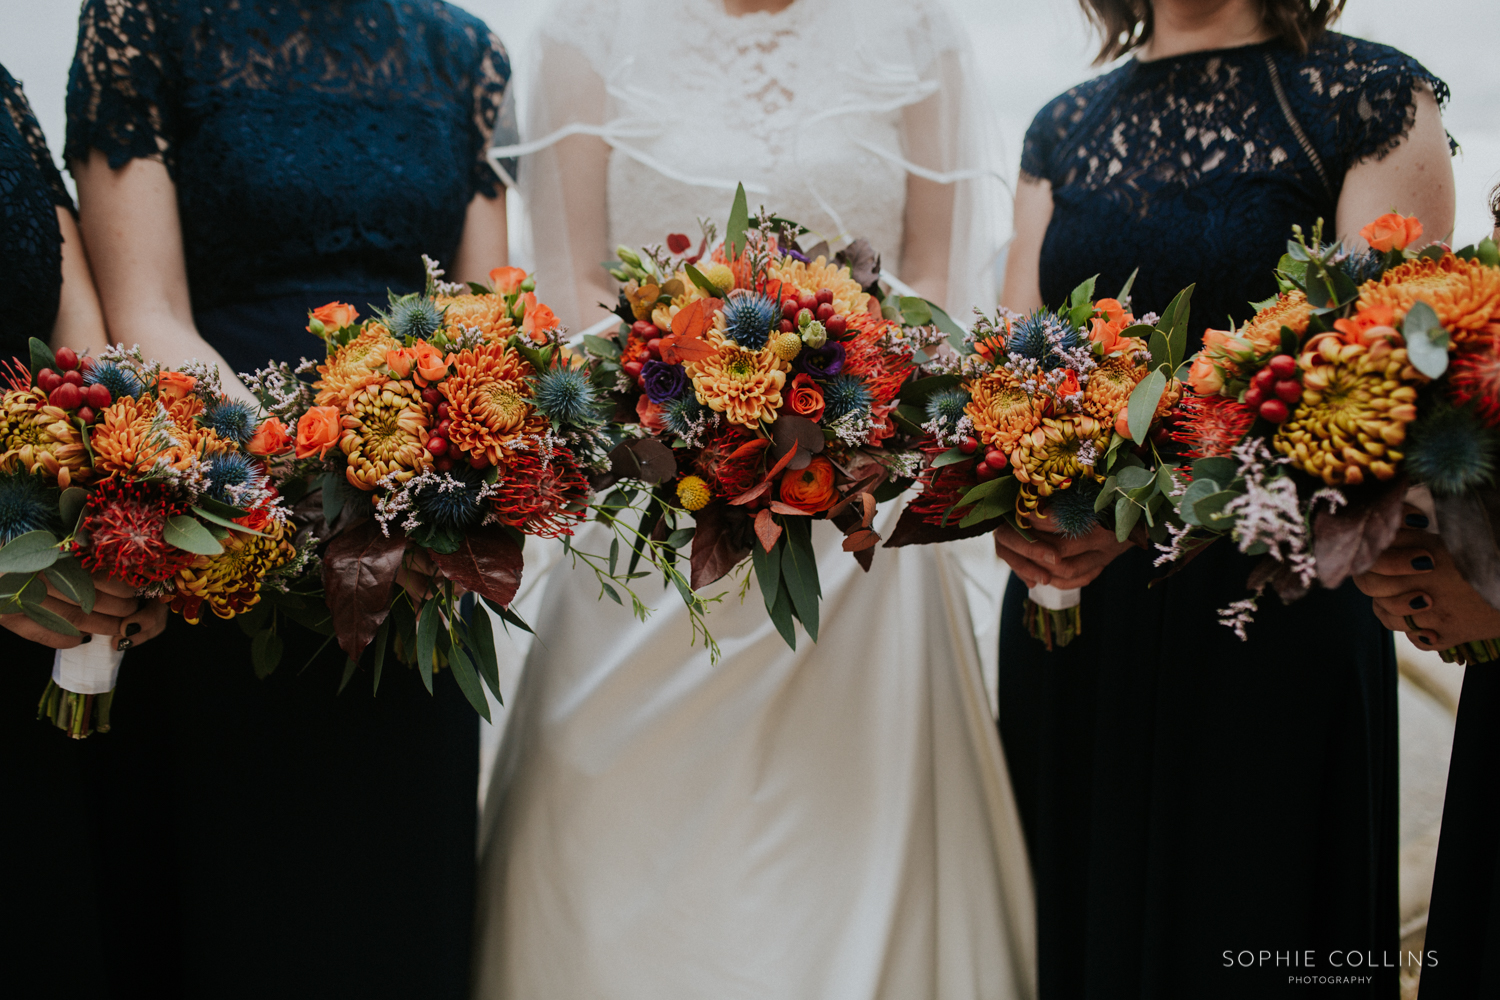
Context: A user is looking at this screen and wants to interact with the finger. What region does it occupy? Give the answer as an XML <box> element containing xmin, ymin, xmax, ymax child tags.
<box><xmin>993</xmin><ymin>524</ymin><xmax>1062</xmax><ymax>569</ymax></box>
<box><xmin>42</xmin><ymin>596</ymin><xmax>125</xmax><ymax>636</ymax></box>
<box><xmin>1409</xmin><ymin>629</ymin><xmax>1443</xmax><ymax>648</ymax></box>
<box><xmin>1370</xmin><ymin>602</ymin><xmax>1407</xmax><ymax>634</ymax></box>
<box><xmin>1365</xmin><ymin>546</ymin><xmax>1435</xmax><ymax>578</ymax></box>
<box><xmin>90</xmin><ymin>573</ymin><xmax>139</xmax><ymax>600</ymax></box>
<box><xmin>995</xmin><ymin>550</ymin><xmax>1053</xmax><ymax>589</ymax></box>
<box><xmin>44</xmin><ymin>576</ymin><xmax>138</xmax><ymax>618</ymax></box>
<box><xmin>1351</xmin><ymin>571</ymin><xmax>1417</xmax><ymax>600</ymax></box>
<box><xmin>1373</xmin><ymin>592</ymin><xmax>1433</xmax><ymax>623</ymax></box>
<box><xmin>116</xmin><ymin>600</ymin><xmax>168</xmax><ymax>650</ymax></box>
<box><xmin>0</xmin><ymin>613</ymin><xmax>85</xmax><ymax>649</ymax></box>
<box><xmin>1399</xmin><ymin>505</ymin><xmax>1433</xmax><ymax>532</ymax></box>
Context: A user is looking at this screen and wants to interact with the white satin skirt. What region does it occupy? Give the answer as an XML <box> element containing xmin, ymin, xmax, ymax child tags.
<box><xmin>473</xmin><ymin>507</ymin><xmax>1035</xmax><ymax>999</ymax></box>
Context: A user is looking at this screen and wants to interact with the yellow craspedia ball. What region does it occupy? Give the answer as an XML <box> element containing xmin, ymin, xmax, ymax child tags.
<box><xmin>771</xmin><ymin>331</ymin><xmax>803</xmax><ymax>361</ymax></box>
<box><xmin>677</xmin><ymin>475</ymin><xmax>712</xmax><ymax>511</ymax></box>
<box><xmin>704</xmin><ymin>264</ymin><xmax>735</xmax><ymax>296</ymax></box>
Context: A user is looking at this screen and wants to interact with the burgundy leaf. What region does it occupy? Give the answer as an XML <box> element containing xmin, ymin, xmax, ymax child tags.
<box><xmin>754</xmin><ymin>508</ymin><xmax>782</xmax><ymax>552</ymax></box>
<box><xmin>429</xmin><ymin>526</ymin><xmax>524</xmax><ymax>609</ymax></box>
<box><xmin>1434</xmin><ymin>490</ymin><xmax>1500</xmax><ymax>610</ymax></box>
<box><xmin>883</xmin><ymin>504</ymin><xmax>999</xmax><ymax>547</ymax></box>
<box><xmin>730</xmin><ymin>481</ymin><xmax>773</xmax><ymax>506</ymax></box>
<box><xmin>767</xmin><ymin>500</ymin><xmax>812</xmax><ymax>517</ymax></box>
<box><xmin>322</xmin><ymin>519</ymin><xmax>408</xmax><ymax>662</ymax></box>
<box><xmin>842</xmin><ymin>529</ymin><xmax>880</xmax><ymax>552</ymax></box>
<box><xmin>608</xmin><ymin>437</ymin><xmax>679</xmax><ymax>486</ymax></box>
<box><xmin>1313</xmin><ymin>481</ymin><xmax>1404</xmax><ymax>589</ymax></box>
<box><xmin>690</xmin><ymin>503</ymin><xmax>753</xmax><ymax>589</ymax></box>
<box><xmin>770</xmin><ymin>415</ymin><xmax>824</xmax><ymax>471</ymax></box>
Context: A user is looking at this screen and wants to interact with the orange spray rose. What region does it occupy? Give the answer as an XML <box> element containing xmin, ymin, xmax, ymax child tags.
<box><xmin>385</xmin><ymin>346</ymin><xmax>417</xmax><ymax>379</ymax></box>
<box><xmin>156</xmin><ymin>371</ymin><xmax>197</xmax><ymax>402</ymax></box>
<box><xmin>786</xmin><ymin>373</ymin><xmax>826</xmax><ymax>421</ymax></box>
<box><xmin>1360</xmin><ymin>213</ymin><xmax>1424</xmax><ymax>253</ymax></box>
<box><xmin>246</xmin><ymin>417</ymin><xmax>293</xmax><ymax>457</ymax></box>
<box><xmin>779</xmin><ymin>455</ymin><xmax>839</xmax><ymax>513</ymax></box>
<box><xmin>295</xmin><ymin>406</ymin><xmax>343</xmax><ymax>459</ymax></box>
<box><xmin>308</xmin><ymin>301</ymin><xmax>359</xmax><ymax>332</ymax></box>
<box><xmin>490</xmin><ymin>267</ymin><xmax>527</xmax><ymax>295</ymax></box>
<box><xmin>410</xmin><ymin>342</ymin><xmax>451</xmax><ymax>385</ymax></box>
<box><xmin>520</xmin><ymin>293</ymin><xmax>560</xmax><ymax>343</ymax></box>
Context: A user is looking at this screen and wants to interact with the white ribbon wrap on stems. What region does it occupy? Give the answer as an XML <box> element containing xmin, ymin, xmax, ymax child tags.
<box><xmin>52</xmin><ymin>642</ymin><xmax>126</xmax><ymax>695</ymax></box>
<box><xmin>1027</xmin><ymin>583</ymin><xmax>1081</xmax><ymax>612</ymax></box>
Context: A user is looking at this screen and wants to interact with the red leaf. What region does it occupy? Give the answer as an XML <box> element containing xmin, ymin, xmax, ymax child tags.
<box><xmin>322</xmin><ymin>519</ymin><xmax>408</xmax><ymax>662</ymax></box>
<box><xmin>767</xmin><ymin>500</ymin><xmax>812</xmax><ymax>516</ymax></box>
<box><xmin>770</xmin><ymin>414</ymin><xmax>824</xmax><ymax>471</ymax></box>
<box><xmin>883</xmin><ymin>503</ymin><xmax>999</xmax><ymax>547</ymax></box>
<box><xmin>728</xmin><ymin>438</ymin><xmax>773</xmax><ymax>463</ymax></box>
<box><xmin>690</xmin><ymin>503</ymin><xmax>753</xmax><ymax>589</ymax></box>
<box><xmin>764</xmin><ymin>441</ymin><xmax>800</xmax><ymax>482</ymax></box>
<box><xmin>428</xmin><ymin>526</ymin><xmax>524</xmax><ymax>609</ymax></box>
<box><xmin>754</xmin><ymin>509</ymin><xmax>783</xmax><ymax>552</ymax></box>
<box><xmin>730</xmin><ymin>481</ymin><xmax>773</xmax><ymax>506</ymax></box>
<box><xmin>859</xmin><ymin>492</ymin><xmax>877</xmax><ymax>529</ymax></box>
<box><xmin>669</xmin><ymin>298</ymin><xmax>721</xmax><ymax>340</ymax></box>
<box><xmin>667</xmin><ymin>233</ymin><xmax>692</xmax><ymax>254</ymax></box>
<box><xmin>842</xmin><ymin>529</ymin><xmax>880</xmax><ymax>552</ymax></box>
<box><xmin>660</xmin><ymin>336</ymin><xmax>719</xmax><ymax>365</ymax></box>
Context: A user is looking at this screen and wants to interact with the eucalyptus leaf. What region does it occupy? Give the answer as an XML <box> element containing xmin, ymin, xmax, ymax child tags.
<box><xmin>666</xmin><ymin>527</ymin><xmax>696</xmax><ymax>549</ymax></box>
<box><xmin>195</xmin><ymin>495</ymin><xmax>250</xmax><ymax>520</ymax></box>
<box><xmin>192</xmin><ymin>505</ymin><xmax>268</xmax><ymax>537</ymax></box>
<box><xmin>1479</xmin><ymin>237</ymin><xmax>1499</xmax><ymax>269</ymax></box>
<box><xmin>1191</xmin><ymin>456</ymin><xmax>1238</xmax><ymax>485</ymax></box>
<box><xmin>1114</xmin><ymin>496</ymin><xmax>1141</xmax><ymax>542</ymax></box>
<box><xmin>931</xmin><ymin>447</ymin><xmax>971</xmax><ymax>469</ymax></box>
<box><xmin>583</xmin><ymin>334</ymin><xmax>622</xmax><ymax>361</ymax></box>
<box><xmin>1126</xmin><ymin>369</ymin><xmax>1167</xmax><ymax>445</ymax></box>
<box><xmin>781</xmin><ymin>517</ymin><xmax>820</xmax><ymax>642</ymax></box>
<box><xmin>768</xmin><ymin>575</ymin><xmax>797</xmax><ymax>651</ymax></box>
<box><xmin>251</xmin><ymin>628</ymin><xmax>284</xmax><ymax>680</ymax></box>
<box><xmin>27</xmin><ymin>337</ymin><xmax>56</xmax><ymax>384</ymax></box>
<box><xmin>1115</xmin><ymin>268</ymin><xmax>1138</xmax><ymax>303</ymax></box>
<box><xmin>321</xmin><ymin>472</ymin><xmax>346</xmax><ymax>526</ymax></box>
<box><xmin>338</xmin><ymin>657</ymin><xmax>359</xmax><ymax>695</ymax></box>
<box><xmin>899</xmin><ymin>297</ymin><xmax>933</xmax><ymax>328</ymax></box>
<box><xmin>683</xmin><ymin>262</ymin><xmax>720</xmax><ymax>296</ymax></box>
<box><xmin>22</xmin><ymin>601</ymin><xmax>79</xmax><ymax>637</ymax></box>
<box><xmin>925</xmin><ymin>302</ymin><xmax>969</xmax><ymax>347</ymax></box>
<box><xmin>447</xmin><ymin>643</ymin><xmax>492</xmax><ymax>722</ymax></box>
<box><xmin>0</xmin><ymin>530</ymin><xmax>62</xmax><ymax>573</ymax></box>
<box><xmin>370</xmin><ymin>618</ymin><xmax>389</xmax><ymax>694</ymax></box>
<box><xmin>1403</xmin><ymin>300</ymin><xmax>1449</xmax><ymax>379</ymax></box>
<box><xmin>59</xmin><ymin>487</ymin><xmax>87</xmax><ymax>532</ymax></box>
<box><xmin>44</xmin><ymin>557</ymin><xmax>96</xmax><ymax>616</ymax></box>
<box><xmin>469</xmin><ymin>605</ymin><xmax>501</xmax><ymax>703</ymax></box>
<box><xmin>1177</xmin><ymin>479</ymin><xmax>1222</xmax><ymax>525</ymax></box>
<box><xmin>164</xmin><ymin>515</ymin><xmax>223</xmax><ymax>555</ymax></box>
<box><xmin>415</xmin><ymin>601</ymin><xmax>440</xmax><ymax>695</ymax></box>
<box><xmin>1115</xmin><ymin>466</ymin><xmax>1155</xmax><ymax>491</ymax></box>
<box><xmin>1094</xmin><ymin>476</ymin><xmax>1118</xmax><ymax>513</ymax></box>
<box><xmin>1193</xmin><ymin>490</ymin><xmax>1241</xmax><ymax>528</ymax></box>
<box><xmin>750</xmin><ymin>536</ymin><xmax>782</xmax><ymax>617</ymax></box>
<box><xmin>600</xmin><ymin>581</ymin><xmax>622</xmax><ymax>605</ymax></box>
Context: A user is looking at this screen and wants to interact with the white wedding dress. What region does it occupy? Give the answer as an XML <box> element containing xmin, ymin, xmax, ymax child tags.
<box><xmin>475</xmin><ymin>2</ymin><xmax>1033</xmax><ymax>997</ymax></box>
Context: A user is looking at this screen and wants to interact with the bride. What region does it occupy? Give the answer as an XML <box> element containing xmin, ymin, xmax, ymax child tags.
<box><xmin>475</xmin><ymin>1</ymin><xmax>1034</xmax><ymax>996</ymax></box>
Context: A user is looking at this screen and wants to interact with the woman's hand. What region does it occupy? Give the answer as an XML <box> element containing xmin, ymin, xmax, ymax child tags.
<box><xmin>993</xmin><ymin>509</ymin><xmax>1133</xmax><ymax>590</ymax></box>
<box><xmin>0</xmin><ymin>571</ymin><xmax>166</xmax><ymax>650</ymax></box>
<box><xmin>1352</xmin><ymin>507</ymin><xmax>1500</xmax><ymax>649</ymax></box>
<box><xmin>395</xmin><ymin>547</ymin><xmax>442</xmax><ymax>612</ymax></box>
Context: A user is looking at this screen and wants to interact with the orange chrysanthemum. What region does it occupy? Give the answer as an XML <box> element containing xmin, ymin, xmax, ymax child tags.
<box><xmin>169</xmin><ymin>518</ymin><xmax>297</xmax><ymax>624</ymax></box>
<box><xmin>339</xmin><ymin>380</ymin><xmax>433</xmax><ymax>490</ymax></box>
<box><xmin>1081</xmin><ymin>355</ymin><xmax>1148</xmax><ymax>423</ymax></box>
<box><xmin>966</xmin><ymin>369</ymin><xmax>1043</xmax><ymax>454</ymax></box>
<box><xmin>437</xmin><ymin>293</ymin><xmax>518</xmax><ymax>344</ymax></box>
<box><xmin>440</xmin><ymin>343</ymin><xmax>546</xmax><ymax>466</ymax></box>
<box><xmin>0</xmin><ymin>388</ymin><xmax>90</xmax><ymax>487</ymax></box>
<box><xmin>1011</xmin><ymin>415</ymin><xmax>1110</xmax><ymax>518</ymax></box>
<box><xmin>1239</xmin><ymin>291</ymin><xmax>1314</xmax><ymax>355</ymax></box>
<box><xmin>315</xmin><ymin>323</ymin><xmax>399</xmax><ymax>407</ymax></box>
<box><xmin>90</xmin><ymin>395</ymin><xmax>198</xmax><ymax>479</ymax></box>
<box><xmin>766</xmin><ymin>256</ymin><xmax>868</xmax><ymax>318</ymax></box>
<box><xmin>686</xmin><ymin>332</ymin><xmax>788</xmax><ymax>427</ymax></box>
<box><xmin>1356</xmin><ymin>254</ymin><xmax>1500</xmax><ymax>345</ymax></box>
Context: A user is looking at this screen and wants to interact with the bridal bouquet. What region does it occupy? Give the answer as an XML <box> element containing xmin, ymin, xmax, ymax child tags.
<box><xmin>580</xmin><ymin>186</ymin><xmax>955</xmax><ymax>651</ymax></box>
<box><xmin>886</xmin><ymin>276</ymin><xmax>1189</xmax><ymax>649</ymax></box>
<box><xmin>0</xmin><ymin>339</ymin><xmax>306</xmax><ymax>737</ymax></box>
<box><xmin>244</xmin><ymin>262</ymin><xmax>606</xmax><ymax>718</ymax></box>
<box><xmin>1160</xmin><ymin>215</ymin><xmax>1500</xmax><ymax>647</ymax></box>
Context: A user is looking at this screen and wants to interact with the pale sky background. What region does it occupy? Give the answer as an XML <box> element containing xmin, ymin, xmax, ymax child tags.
<box><xmin>3</xmin><ymin>0</ymin><xmax>1497</xmax><ymax>256</ymax></box>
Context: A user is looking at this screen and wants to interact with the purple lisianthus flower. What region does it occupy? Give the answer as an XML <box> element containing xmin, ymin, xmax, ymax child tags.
<box><xmin>795</xmin><ymin>342</ymin><xmax>845</xmax><ymax>379</ymax></box>
<box><xmin>640</xmin><ymin>359</ymin><xmax>689</xmax><ymax>403</ymax></box>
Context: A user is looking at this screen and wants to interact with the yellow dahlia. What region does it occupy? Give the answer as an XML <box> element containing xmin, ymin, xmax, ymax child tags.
<box><xmin>0</xmin><ymin>388</ymin><xmax>90</xmax><ymax>487</ymax></box>
<box><xmin>767</xmin><ymin>256</ymin><xmax>867</xmax><ymax>318</ymax></box>
<box><xmin>1273</xmin><ymin>337</ymin><xmax>1422</xmax><ymax>486</ymax></box>
<box><xmin>1010</xmin><ymin>415</ymin><xmax>1109</xmax><ymax>517</ymax></box>
<box><xmin>437</xmin><ymin>293</ymin><xmax>517</xmax><ymax>344</ymax></box>
<box><xmin>1239</xmin><ymin>291</ymin><xmax>1314</xmax><ymax>355</ymax></box>
<box><xmin>315</xmin><ymin>323</ymin><xmax>399</xmax><ymax>407</ymax></box>
<box><xmin>339</xmin><ymin>380</ymin><xmax>433</xmax><ymax>490</ymax></box>
<box><xmin>685</xmin><ymin>332</ymin><xmax>788</xmax><ymax>427</ymax></box>
<box><xmin>90</xmin><ymin>395</ymin><xmax>196</xmax><ymax>479</ymax></box>
<box><xmin>169</xmin><ymin>520</ymin><xmax>297</xmax><ymax>624</ymax></box>
<box><xmin>1357</xmin><ymin>254</ymin><xmax>1500</xmax><ymax>345</ymax></box>
<box><xmin>440</xmin><ymin>343</ymin><xmax>546</xmax><ymax>466</ymax></box>
<box><xmin>966</xmin><ymin>370</ymin><xmax>1043</xmax><ymax>454</ymax></box>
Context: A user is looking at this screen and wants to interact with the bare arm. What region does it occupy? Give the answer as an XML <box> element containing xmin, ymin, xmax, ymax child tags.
<box><xmin>898</xmin><ymin>72</ymin><xmax>957</xmax><ymax>305</ymax></box>
<box><xmin>451</xmin><ymin>191</ymin><xmax>509</xmax><ymax>284</ymax></box>
<box><xmin>556</xmin><ymin>132</ymin><xmax>613</xmax><ymax>327</ymax></box>
<box><xmin>52</xmin><ymin>207</ymin><xmax>109</xmax><ymax>356</ymax></box>
<box><xmin>1337</xmin><ymin>87</ymin><xmax>1455</xmax><ymax>247</ymax></box>
<box><xmin>71</xmin><ymin>151</ymin><xmax>254</xmax><ymax>403</ymax></box>
<box><xmin>999</xmin><ymin>176</ymin><xmax>1051</xmax><ymax>314</ymax></box>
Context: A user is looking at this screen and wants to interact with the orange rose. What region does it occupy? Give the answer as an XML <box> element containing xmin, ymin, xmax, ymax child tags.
<box><xmin>295</xmin><ymin>405</ymin><xmax>343</xmax><ymax>459</ymax></box>
<box><xmin>385</xmin><ymin>346</ymin><xmax>417</xmax><ymax>379</ymax></box>
<box><xmin>1186</xmin><ymin>354</ymin><xmax>1225</xmax><ymax>396</ymax></box>
<box><xmin>779</xmin><ymin>455</ymin><xmax>839</xmax><ymax>513</ymax></box>
<box><xmin>520</xmin><ymin>293</ymin><xmax>560</xmax><ymax>343</ymax></box>
<box><xmin>1331</xmin><ymin>304</ymin><xmax>1399</xmax><ymax>346</ymax></box>
<box><xmin>786</xmin><ymin>373</ymin><xmax>826</xmax><ymax>421</ymax></box>
<box><xmin>1360</xmin><ymin>213</ymin><xmax>1424</xmax><ymax>253</ymax></box>
<box><xmin>308</xmin><ymin>301</ymin><xmax>359</xmax><ymax>333</ymax></box>
<box><xmin>490</xmin><ymin>267</ymin><xmax>527</xmax><ymax>295</ymax></box>
<box><xmin>246</xmin><ymin>416</ymin><xmax>292</xmax><ymax>457</ymax></box>
<box><xmin>410</xmin><ymin>341</ymin><xmax>451</xmax><ymax>386</ymax></box>
<box><xmin>636</xmin><ymin>394</ymin><xmax>668</xmax><ymax>433</ymax></box>
<box><xmin>156</xmin><ymin>371</ymin><xmax>197</xmax><ymax>401</ymax></box>
<box><xmin>1088</xmin><ymin>297</ymin><xmax>1135</xmax><ymax>353</ymax></box>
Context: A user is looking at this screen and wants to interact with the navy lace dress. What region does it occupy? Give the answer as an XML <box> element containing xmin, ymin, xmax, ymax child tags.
<box><xmin>64</xmin><ymin>3</ymin><xmax>512</xmax><ymax>997</ymax></box>
<box><xmin>1001</xmin><ymin>35</ymin><xmax>1449</xmax><ymax>999</ymax></box>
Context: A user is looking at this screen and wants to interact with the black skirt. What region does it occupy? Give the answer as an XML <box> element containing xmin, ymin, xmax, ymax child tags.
<box><xmin>999</xmin><ymin>541</ymin><xmax>1400</xmax><ymax>998</ymax></box>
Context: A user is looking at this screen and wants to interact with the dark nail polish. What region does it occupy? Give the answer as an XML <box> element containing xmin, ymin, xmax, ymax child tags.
<box><xmin>1412</xmin><ymin>556</ymin><xmax>1434</xmax><ymax>571</ymax></box>
<box><xmin>80</xmin><ymin>633</ymin><xmax>92</xmax><ymax>644</ymax></box>
<box><xmin>1417</xmin><ymin>635</ymin><xmax>1432</xmax><ymax>644</ymax></box>
<box><xmin>1410</xmin><ymin>596</ymin><xmax>1429</xmax><ymax>610</ymax></box>
<box><xmin>125</xmin><ymin>622</ymin><xmax>141</xmax><ymax>636</ymax></box>
<box><xmin>116</xmin><ymin>638</ymin><xmax>132</xmax><ymax>652</ymax></box>
<box><xmin>1405</xmin><ymin>513</ymin><xmax>1430</xmax><ymax>529</ymax></box>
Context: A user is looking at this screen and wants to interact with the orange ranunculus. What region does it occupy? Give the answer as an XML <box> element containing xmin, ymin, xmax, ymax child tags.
<box><xmin>246</xmin><ymin>417</ymin><xmax>292</xmax><ymax>457</ymax></box>
<box><xmin>308</xmin><ymin>301</ymin><xmax>359</xmax><ymax>333</ymax></box>
<box><xmin>786</xmin><ymin>373</ymin><xmax>826</xmax><ymax>421</ymax></box>
<box><xmin>635</xmin><ymin>394</ymin><xmax>668</xmax><ymax>434</ymax></box>
<box><xmin>1331</xmin><ymin>303</ymin><xmax>1399</xmax><ymax>346</ymax></box>
<box><xmin>1187</xmin><ymin>354</ymin><xmax>1225</xmax><ymax>395</ymax></box>
<box><xmin>411</xmin><ymin>341</ymin><xmax>451</xmax><ymax>386</ymax></box>
<box><xmin>1360</xmin><ymin>213</ymin><xmax>1424</xmax><ymax>253</ymax></box>
<box><xmin>521</xmin><ymin>294</ymin><xmax>560</xmax><ymax>343</ymax></box>
<box><xmin>779</xmin><ymin>455</ymin><xmax>839</xmax><ymax>513</ymax></box>
<box><xmin>295</xmin><ymin>405</ymin><xmax>343</xmax><ymax>459</ymax></box>
<box><xmin>156</xmin><ymin>371</ymin><xmax>197</xmax><ymax>401</ymax></box>
<box><xmin>385</xmin><ymin>346</ymin><xmax>417</xmax><ymax>379</ymax></box>
<box><xmin>490</xmin><ymin>267</ymin><xmax>527</xmax><ymax>295</ymax></box>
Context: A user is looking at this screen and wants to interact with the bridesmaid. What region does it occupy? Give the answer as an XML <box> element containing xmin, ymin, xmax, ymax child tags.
<box><xmin>0</xmin><ymin>60</ymin><xmax>167</xmax><ymax>996</ymax></box>
<box><xmin>1353</xmin><ymin>193</ymin><xmax>1500</xmax><ymax>997</ymax></box>
<box><xmin>65</xmin><ymin>1</ymin><xmax>511</xmax><ymax>996</ymax></box>
<box><xmin>995</xmin><ymin>0</ymin><xmax>1454</xmax><ymax>996</ymax></box>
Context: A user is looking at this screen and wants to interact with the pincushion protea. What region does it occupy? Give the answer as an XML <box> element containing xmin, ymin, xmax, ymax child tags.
<box><xmin>75</xmin><ymin>479</ymin><xmax>196</xmax><ymax>588</ymax></box>
<box><xmin>489</xmin><ymin>445</ymin><xmax>589</xmax><ymax>538</ymax></box>
<box><xmin>339</xmin><ymin>380</ymin><xmax>433</xmax><ymax>491</ymax></box>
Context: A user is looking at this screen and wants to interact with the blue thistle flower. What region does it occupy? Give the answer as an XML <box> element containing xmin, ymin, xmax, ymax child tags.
<box><xmin>1340</xmin><ymin>249</ymin><xmax>1384</xmax><ymax>286</ymax></box>
<box><xmin>925</xmin><ymin>388</ymin><xmax>971</xmax><ymax>435</ymax></box>
<box><xmin>1008</xmin><ymin>310</ymin><xmax>1083</xmax><ymax>371</ymax></box>
<box><xmin>821</xmin><ymin>374</ymin><xmax>873</xmax><ymax>423</ymax></box>
<box><xmin>84</xmin><ymin>362</ymin><xmax>143</xmax><ymax>400</ymax></box>
<box><xmin>204</xmin><ymin>453</ymin><xmax>262</xmax><ymax>505</ymax></box>
<box><xmin>1406</xmin><ymin>405</ymin><xmax>1499</xmax><ymax>497</ymax></box>
<box><xmin>0</xmin><ymin>471</ymin><xmax>60</xmax><ymax>543</ymax></box>
<box><xmin>663</xmin><ymin>394</ymin><xmax>710</xmax><ymax>436</ymax></box>
<box><xmin>385</xmin><ymin>294</ymin><xmax>445</xmax><ymax>342</ymax></box>
<box><xmin>722</xmin><ymin>291</ymin><xmax>779</xmax><ymax>351</ymax></box>
<box><xmin>414</xmin><ymin>470</ymin><xmax>486</xmax><ymax>530</ymax></box>
<box><xmin>200</xmin><ymin>398</ymin><xmax>258</xmax><ymax>444</ymax></box>
<box><xmin>532</xmin><ymin>367</ymin><xmax>598</xmax><ymax>425</ymax></box>
<box><xmin>1048</xmin><ymin>479</ymin><xmax>1103</xmax><ymax>539</ymax></box>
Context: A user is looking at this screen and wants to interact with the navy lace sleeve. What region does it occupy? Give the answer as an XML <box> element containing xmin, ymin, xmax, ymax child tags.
<box><xmin>1</xmin><ymin>63</ymin><xmax>69</xmax><ymax>355</ymax></box>
<box><xmin>1019</xmin><ymin>82</ymin><xmax>1099</xmax><ymax>183</ymax></box>
<box><xmin>64</xmin><ymin>0</ymin><xmax>178</xmax><ymax>175</ymax></box>
<box><xmin>472</xmin><ymin>30</ymin><xmax>514</xmax><ymax>197</ymax></box>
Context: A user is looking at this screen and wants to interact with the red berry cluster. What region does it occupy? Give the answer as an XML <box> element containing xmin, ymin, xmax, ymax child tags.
<box><xmin>779</xmin><ymin>288</ymin><xmax>847</xmax><ymax>337</ymax></box>
<box><xmin>621</xmin><ymin>320</ymin><xmax>662</xmax><ymax>381</ymax></box>
<box><xmin>37</xmin><ymin>348</ymin><xmax>110</xmax><ymax>424</ymax></box>
<box><xmin>1244</xmin><ymin>354</ymin><xmax>1301</xmax><ymax>424</ymax></box>
<box><xmin>420</xmin><ymin>386</ymin><xmax>486</xmax><ymax>474</ymax></box>
<box><xmin>973</xmin><ymin>443</ymin><xmax>1009</xmax><ymax>481</ymax></box>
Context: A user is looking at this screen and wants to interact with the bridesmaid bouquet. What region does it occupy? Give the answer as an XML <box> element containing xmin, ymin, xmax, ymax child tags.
<box><xmin>1160</xmin><ymin>215</ymin><xmax>1500</xmax><ymax>647</ymax></box>
<box><xmin>580</xmin><ymin>185</ymin><xmax>955</xmax><ymax>651</ymax></box>
<box><xmin>886</xmin><ymin>276</ymin><xmax>1189</xmax><ymax>649</ymax></box>
<box><xmin>0</xmin><ymin>339</ymin><xmax>305</xmax><ymax>736</ymax></box>
<box><xmin>244</xmin><ymin>262</ymin><xmax>608</xmax><ymax>718</ymax></box>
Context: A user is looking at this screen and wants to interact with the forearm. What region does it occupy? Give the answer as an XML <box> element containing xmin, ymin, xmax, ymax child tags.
<box><xmin>51</xmin><ymin>208</ymin><xmax>109</xmax><ymax>356</ymax></box>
